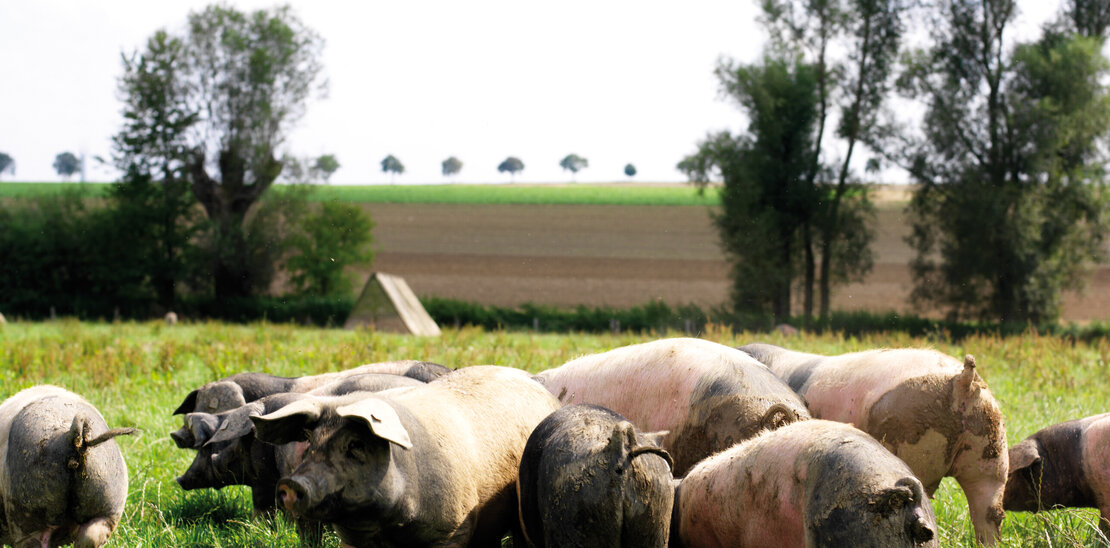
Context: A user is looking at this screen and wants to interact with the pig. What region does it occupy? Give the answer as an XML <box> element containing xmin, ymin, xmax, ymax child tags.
<box><xmin>174</xmin><ymin>373</ymin><xmax>425</xmax><ymax>511</ymax></box>
<box><xmin>536</xmin><ymin>337</ymin><xmax>810</xmax><ymax>476</ymax></box>
<box><xmin>170</xmin><ymin>359</ymin><xmax>449</xmax><ymax>447</ymax></box>
<box><xmin>1004</xmin><ymin>412</ymin><xmax>1110</xmax><ymax>535</ymax></box>
<box><xmin>740</xmin><ymin>343</ymin><xmax>1008</xmax><ymax>545</ymax></box>
<box><xmin>0</xmin><ymin>385</ymin><xmax>135</xmax><ymax>548</ymax></box>
<box><xmin>671</xmin><ymin>419</ymin><xmax>938</xmax><ymax>548</ymax></box>
<box><xmin>251</xmin><ymin>365</ymin><xmax>563</xmax><ymax>548</ymax></box>
<box><xmin>517</xmin><ymin>404</ymin><xmax>675</xmax><ymax>548</ymax></box>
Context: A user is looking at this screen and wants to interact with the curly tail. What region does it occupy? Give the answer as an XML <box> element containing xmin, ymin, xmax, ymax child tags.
<box><xmin>760</xmin><ymin>403</ymin><xmax>800</xmax><ymax>431</ymax></box>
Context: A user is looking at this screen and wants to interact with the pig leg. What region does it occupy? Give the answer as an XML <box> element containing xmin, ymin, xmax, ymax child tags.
<box><xmin>74</xmin><ymin>518</ymin><xmax>116</xmax><ymax>548</ymax></box>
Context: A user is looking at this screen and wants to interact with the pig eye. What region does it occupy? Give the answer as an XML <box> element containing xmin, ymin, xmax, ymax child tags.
<box><xmin>346</xmin><ymin>439</ymin><xmax>366</xmax><ymax>457</ymax></box>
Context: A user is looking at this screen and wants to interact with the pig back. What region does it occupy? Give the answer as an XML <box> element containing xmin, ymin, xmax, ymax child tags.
<box><xmin>539</xmin><ymin>338</ymin><xmax>809</xmax><ymax>476</ymax></box>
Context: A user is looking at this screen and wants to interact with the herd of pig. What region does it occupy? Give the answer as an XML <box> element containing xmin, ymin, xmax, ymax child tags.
<box><xmin>1</xmin><ymin>337</ymin><xmax>1108</xmax><ymax>547</ymax></box>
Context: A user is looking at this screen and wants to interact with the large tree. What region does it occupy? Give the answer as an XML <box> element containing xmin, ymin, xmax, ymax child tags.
<box><xmin>381</xmin><ymin>154</ymin><xmax>404</xmax><ymax>182</ymax></box>
<box><xmin>312</xmin><ymin>154</ymin><xmax>340</xmax><ymax>183</ymax></box>
<box><xmin>111</xmin><ymin>28</ymin><xmax>203</xmax><ymax>310</ymax></box>
<box><xmin>498</xmin><ymin>156</ymin><xmax>524</xmax><ymax>182</ymax></box>
<box><xmin>559</xmin><ymin>153</ymin><xmax>588</xmax><ymax>181</ymax></box>
<box><xmin>681</xmin><ymin>56</ymin><xmax>821</xmax><ymax>323</ymax></box>
<box><xmin>182</xmin><ymin>4</ymin><xmax>326</xmax><ymax>299</ymax></box>
<box><xmin>895</xmin><ymin>0</ymin><xmax>1110</xmax><ymax>324</ymax></box>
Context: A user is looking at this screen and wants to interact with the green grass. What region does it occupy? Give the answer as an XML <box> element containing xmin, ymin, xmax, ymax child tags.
<box><xmin>1</xmin><ymin>320</ymin><xmax>1108</xmax><ymax>546</ymax></box>
<box><xmin>0</xmin><ymin>181</ymin><xmax>721</xmax><ymax>206</ymax></box>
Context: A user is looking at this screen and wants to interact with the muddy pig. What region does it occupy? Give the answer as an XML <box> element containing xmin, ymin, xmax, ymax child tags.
<box><xmin>252</xmin><ymin>365</ymin><xmax>563</xmax><ymax>547</ymax></box>
<box><xmin>517</xmin><ymin>404</ymin><xmax>674</xmax><ymax>548</ymax></box>
<box><xmin>537</xmin><ymin>338</ymin><xmax>810</xmax><ymax>475</ymax></box>
<box><xmin>175</xmin><ymin>373</ymin><xmax>425</xmax><ymax>511</ymax></box>
<box><xmin>672</xmin><ymin>419</ymin><xmax>938</xmax><ymax>548</ymax></box>
<box><xmin>0</xmin><ymin>386</ymin><xmax>135</xmax><ymax>548</ymax></box>
<box><xmin>1004</xmin><ymin>412</ymin><xmax>1110</xmax><ymax>534</ymax></box>
<box><xmin>171</xmin><ymin>359</ymin><xmax>448</xmax><ymax>447</ymax></box>
<box><xmin>740</xmin><ymin>343</ymin><xmax>1008</xmax><ymax>545</ymax></box>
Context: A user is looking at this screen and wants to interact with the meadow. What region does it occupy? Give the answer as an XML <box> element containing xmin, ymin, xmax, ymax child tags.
<box><xmin>1</xmin><ymin>320</ymin><xmax>1108</xmax><ymax>546</ymax></box>
<box><xmin>0</xmin><ymin>181</ymin><xmax>722</xmax><ymax>207</ymax></box>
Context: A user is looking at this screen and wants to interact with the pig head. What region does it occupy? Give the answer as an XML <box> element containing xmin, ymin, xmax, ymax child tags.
<box><xmin>1004</xmin><ymin>413</ymin><xmax>1110</xmax><ymax>534</ymax></box>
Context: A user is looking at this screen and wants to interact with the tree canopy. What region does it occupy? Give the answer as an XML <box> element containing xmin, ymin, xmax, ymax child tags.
<box><xmin>0</xmin><ymin>152</ymin><xmax>13</xmax><ymax>179</ymax></box>
<box><xmin>53</xmin><ymin>152</ymin><xmax>80</xmax><ymax>179</ymax></box>
<box><xmin>381</xmin><ymin>154</ymin><xmax>404</xmax><ymax>182</ymax></box>
<box><xmin>498</xmin><ymin>157</ymin><xmax>524</xmax><ymax>182</ymax></box>
<box><xmin>313</xmin><ymin>154</ymin><xmax>340</xmax><ymax>183</ymax></box>
<box><xmin>624</xmin><ymin>163</ymin><xmax>636</xmax><ymax>178</ymax></box>
<box><xmin>442</xmin><ymin>156</ymin><xmax>463</xmax><ymax>178</ymax></box>
<box><xmin>559</xmin><ymin>154</ymin><xmax>589</xmax><ymax>180</ymax></box>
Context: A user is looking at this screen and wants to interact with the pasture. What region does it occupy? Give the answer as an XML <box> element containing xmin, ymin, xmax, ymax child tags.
<box><xmin>1</xmin><ymin>320</ymin><xmax>1108</xmax><ymax>546</ymax></box>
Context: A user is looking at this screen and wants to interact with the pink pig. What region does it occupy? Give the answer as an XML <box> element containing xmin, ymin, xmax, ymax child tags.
<box><xmin>537</xmin><ymin>338</ymin><xmax>810</xmax><ymax>476</ymax></box>
<box><xmin>740</xmin><ymin>343</ymin><xmax>1008</xmax><ymax>546</ymax></box>
<box><xmin>672</xmin><ymin>419</ymin><xmax>938</xmax><ymax>548</ymax></box>
<box><xmin>1004</xmin><ymin>412</ymin><xmax>1110</xmax><ymax>535</ymax></box>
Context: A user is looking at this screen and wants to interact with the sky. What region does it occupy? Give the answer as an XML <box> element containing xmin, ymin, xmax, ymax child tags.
<box><xmin>1</xmin><ymin>1</ymin><xmax>1060</xmax><ymax>185</ymax></box>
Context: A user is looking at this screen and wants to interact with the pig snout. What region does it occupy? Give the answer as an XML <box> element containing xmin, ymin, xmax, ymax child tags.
<box><xmin>278</xmin><ymin>477</ymin><xmax>310</xmax><ymax>516</ymax></box>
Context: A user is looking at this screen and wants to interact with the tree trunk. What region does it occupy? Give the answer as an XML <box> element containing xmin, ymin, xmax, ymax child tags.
<box><xmin>802</xmin><ymin>220</ymin><xmax>815</xmax><ymax>326</ymax></box>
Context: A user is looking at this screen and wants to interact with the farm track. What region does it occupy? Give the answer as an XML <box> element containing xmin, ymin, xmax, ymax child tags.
<box><xmin>356</xmin><ymin>201</ymin><xmax>1110</xmax><ymax>321</ymax></box>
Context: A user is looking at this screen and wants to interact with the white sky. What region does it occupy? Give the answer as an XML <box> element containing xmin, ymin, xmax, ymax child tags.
<box><xmin>1</xmin><ymin>1</ymin><xmax>1060</xmax><ymax>184</ymax></box>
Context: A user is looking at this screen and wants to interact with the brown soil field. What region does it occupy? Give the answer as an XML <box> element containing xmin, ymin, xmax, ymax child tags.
<box><xmin>354</xmin><ymin>197</ymin><xmax>1110</xmax><ymax>322</ymax></box>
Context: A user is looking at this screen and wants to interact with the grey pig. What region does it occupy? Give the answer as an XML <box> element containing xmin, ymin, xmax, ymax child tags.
<box><xmin>0</xmin><ymin>385</ymin><xmax>134</xmax><ymax>548</ymax></box>
<box><xmin>252</xmin><ymin>365</ymin><xmax>563</xmax><ymax>547</ymax></box>
<box><xmin>517</xmin><ymin>404</ymin><xmax>674</xmax><ymax>548</ymax></box>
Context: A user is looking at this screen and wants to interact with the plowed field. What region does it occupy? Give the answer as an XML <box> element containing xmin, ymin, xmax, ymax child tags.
<box><xmin>356</xmin><ymin>200</ymin><xmax>1110</xmax><ymax>322</ymax></box>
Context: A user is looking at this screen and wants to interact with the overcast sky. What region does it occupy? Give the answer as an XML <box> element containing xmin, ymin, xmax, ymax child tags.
<box><xmin>1</xmin><ymin>1</ymin><xmax>1060</xmax><ymax>185</ymax></box>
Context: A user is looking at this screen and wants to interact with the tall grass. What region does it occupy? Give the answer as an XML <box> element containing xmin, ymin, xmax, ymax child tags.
<box><xmin>0</xmin><ymin>320</ymin><xmax>1107</xmax><ymax>545</ymax></box>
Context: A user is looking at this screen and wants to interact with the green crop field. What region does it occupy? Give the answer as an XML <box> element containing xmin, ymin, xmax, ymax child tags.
<box><xmin>0</xmin><ymin>181</ymin><xmax>722</xmax><ymax>206</ymax></box>
<box><xmin>1</xmin><ymin>320</ymin><xmax>1108</xmax><ymax>546</ymax></box>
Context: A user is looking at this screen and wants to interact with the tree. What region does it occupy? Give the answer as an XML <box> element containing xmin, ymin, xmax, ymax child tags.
<box><xmin>1065</xmin><ymin>0</ymin><xmax>1110</xmax><ymax>38</ymax></box>
<box><xmin>624</xmin><ymin>163</ymin><xmax>636</xmax><ymax>178</ymax></box>
<box><xmin>759</xmin><ymin>0</ymin><xmax>901</xmax><ymax>321</ymax></box>
<box><xmin>680</xmin><ymin>56</ymin><xmax>821</xmax><ymax>323</ymax></box>
<box><xmin>441</xmin><ymin>156</ymin><xmax>463</xmax><ymax>179</ymax></box>
<box><xmin>559</xmin><ymin>154</ymin><xmax>588</xmax><ymax>181</ymax></box>
<box><xmin>381</xmin><ymin>154</ymin><xmax>404</xmax><ymax>182</ymax></box>
<box><xmin>111</xmin><ymin>28</ymin><xmax>204</xmax><ymax>310</ymax></box>
<box><xmin>181</xmin><ymin>4</ymin><xmax>326</xmax><ymax>299</ymax></box>
<box><xmin>0</xmin><ymin>153</ymin><xmax>13</xmax><ymax>179</ymax></box>
<box><xmin>53</xmin><ymin>152</ymin><xmax>80</xmax><ymax>180</ymax></box>
<box><xmin>287</xmin><ymin>201</ymin><xmax>374</xmax><ymax>296</ymax></box>
<box><xmin>498</xmin><ymin>156</ymin><xmax>524</xmax><ymax>182</ymax></box>
<box><xmin>894</xmin><ymin>1</ymin><xmax>1110</xmax><ymax>325</ymax></box>
<box><xmin>312</xmin><ymin>154</ymin><xmax>340</xmax><ymax>183</ymax></box>
<box><xmin>279</xmin><ymin>154</ymin><xmax>308</xmax><ymax>183</ymax></box>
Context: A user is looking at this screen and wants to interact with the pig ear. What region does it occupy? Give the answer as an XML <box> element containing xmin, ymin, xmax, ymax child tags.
<box><xmin>956</xmin><ymin>355</ymin><xmax>982</xmax><ymax>396</ymax></box>
<box><xmin>205</xmin><ymin>402</ymin><xmax>265</xmax><ymax>446</ymax></box>
<box><xmin>173</xmin><ymin>389</ymin><xmax>199</xmax><ymax>415</ymax></box>
<box><xmin>336</xmin><ymin>398</ymin><xmax>413</xmax><ymax>450</ymax></box>
<box><xmin>184</xmin><ymin>413</ymin><xmax>219</xmax><ymax>448</ymax></box>
<box><xmin>641</xmin><ymin>430</ymin><xmax>669</xmax><ymax>448</ymax></box>
<box><xmin>1009</xmin><ymin>440</ymin><xmax>1042</xmax><ymax>473</ymax></box>
<box><xmin>251</xmin><ymin>399</ymin><xmax>324</xmax><ymax>445</ymax></box>
<box><xmin>871</xmin><ymin>484</ymin><xmax>915</xmax><ymax>516</ymax></box>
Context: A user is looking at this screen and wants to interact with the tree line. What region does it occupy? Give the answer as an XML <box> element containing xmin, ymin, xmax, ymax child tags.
<box><xmin>0</xmin><ymin>5</ymin><xmax>371</xmax><ymax>321</ymax></box>
<box><xmin>682</xmin><ymin>0</ymin><xmax>1110</xmax><ymax>326</ymax></box>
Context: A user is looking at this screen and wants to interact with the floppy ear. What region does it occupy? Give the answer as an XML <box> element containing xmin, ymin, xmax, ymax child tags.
<box><xmin>336</xmin><ymin>398</ymin><xmax>413</xmax><ymax>450</ymax></box>
<box><xmin>1009</xmin><ymin>440</ymin><xmax>1042</xmax><ymax>473</ymax></box>
<box><xmin>198</xmin><ymin>381</ymin><xmax>247</xmax><ymax>413</ymax></box>
<box><xmin>205</xmin><ymin>402</ymin><xmax>264</xmax><ymax>446</ymax></box>
<box><xmin>184</xmin><ymin>413</ymin><xmax>219</xmax><ymax>448</ymax></box>
<box><xmin>251</xmin><ymin>399</ymin><xmax>324</xmax><ymax>445</ymax></box>
<box><xmin>173</xmin><ymin>389</ymin><xmax>199</xmax><ymax>415</ymax></box>
<box><xmin>170</xmin><ymin>425</ymin><xmax>196</xmax><ymax>449</ymax></box>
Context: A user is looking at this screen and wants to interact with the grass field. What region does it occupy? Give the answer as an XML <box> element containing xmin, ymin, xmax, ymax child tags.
<box><xmin>0</xmin><ymin>181</ymin><xmax>722</xmax><ymax>206</ymax></box>
<box><xmin>1</xmin><ymin>320</ymin><xmax>1108</xmax><ymax>546</ymax></box>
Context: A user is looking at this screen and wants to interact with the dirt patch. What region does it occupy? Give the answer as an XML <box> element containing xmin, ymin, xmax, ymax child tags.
<box><xmin>355</xmin><ymin>202</ymin><xmax>1110</xmax><ymax>321</ymax></box>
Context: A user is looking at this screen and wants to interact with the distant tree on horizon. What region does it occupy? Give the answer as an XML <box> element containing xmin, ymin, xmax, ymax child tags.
<box><xmin>559</xmin><ymin>153</ymin><xmax>588</xmax><ymax>181</ymax></box>
<box><xmin>498</xmin><ymin>156</ymin><xmax>524</xmax><ymax>182</ymax></box>
<box><xmin>0</xmin><ymin>152</ymin><xmax>14</xmax><ymax>179</ymax></box>
<box><xmin>442</xmin><ymin>156</ymin><xmax>463</xmax><ymax>179</ymax></box>
<box><xmin>313</xmin><ymin>154</ymin><xmax>340</xmax><ymax>183</ymax></box>
<box><xmin>280</xmin><ymin>153</ymin><xmax>308</xmax><ymax>182</ymax></box>
<box><xmin>53</xmin><ymin>152</ymin><xmax>80</xmax><ymax>180</ymax></box>
<box><xmin>624</xmin><ymin>163</ymin><xmax>636</xmax><ymax>178</ymax></box>
<box><xmin>381</xmin><ymin>154</ymin><xmax>404</xmax><ymax>182</ymax></box>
